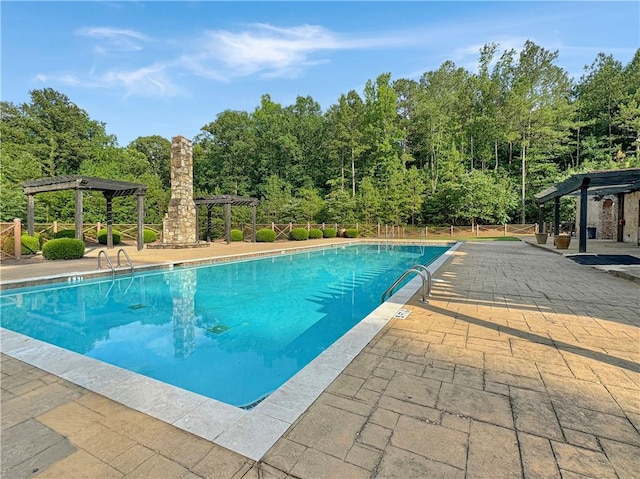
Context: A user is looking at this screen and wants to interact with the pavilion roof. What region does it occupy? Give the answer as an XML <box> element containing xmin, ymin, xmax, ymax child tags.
<box><xmin>535</xmin><ymin>168</ymin><xmax>640</xmax><ymax>204</ymax></box>
<box><xmin>23</xmin><ymin>175</ymin><xmax>146</xmax><ymax>197</ymax></box>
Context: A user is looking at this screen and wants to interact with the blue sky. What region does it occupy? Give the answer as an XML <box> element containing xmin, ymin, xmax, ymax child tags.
<box><xmin>2</xmin><ymin>1</ymin><xmax>638</xmax><ymax>146</ymax></box>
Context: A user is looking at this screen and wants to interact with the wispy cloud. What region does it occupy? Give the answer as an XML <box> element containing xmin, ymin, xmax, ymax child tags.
<box><xmin>35</xmin><ymin>64</ymin><xmax>183</xmax><ymax>99</ymax></box>
<box><xmin>34</xmin><ymin>22</ymin><xmax>423</xmax><ymax>98</ymax></box>
<box><xmin>75</xmin><ymin>26</ymin><xmax>148</xmax><ymax>54</ymax></box>
<box><xmin>181</xmin><ymin>23</ymin><xmax>415</xmax><ymax>81</ymax></box>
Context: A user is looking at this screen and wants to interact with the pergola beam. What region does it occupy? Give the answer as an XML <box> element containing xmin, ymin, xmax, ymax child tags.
<box><xmin>23</xmin><ymin>175</ymin><xmax>147</xmax><ymax>250</ymax></box>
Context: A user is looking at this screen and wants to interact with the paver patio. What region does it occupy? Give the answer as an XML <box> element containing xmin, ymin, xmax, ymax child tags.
<box><xmin>2</xmin><ymin>240</ymin><xmax>639</xmax><ymax>478</ymax></box>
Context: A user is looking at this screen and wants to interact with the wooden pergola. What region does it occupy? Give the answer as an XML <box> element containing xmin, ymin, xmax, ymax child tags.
<box><xmin>194</xmin><ymin>195</ymin><xmax>259</xmax><ymax>244</ymax></box>
<box><xmin>23</xmin><ymin>175</ymin><xmax>147</xmax><ymax>250</ymax></box>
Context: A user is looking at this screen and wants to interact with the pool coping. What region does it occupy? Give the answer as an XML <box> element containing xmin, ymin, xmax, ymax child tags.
<box><xmin>0</xmin><ymin>241</ymin><xmax>461</xmax><ymax>461</ymax></box>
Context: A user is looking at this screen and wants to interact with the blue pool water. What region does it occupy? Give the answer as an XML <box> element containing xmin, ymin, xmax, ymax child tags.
<box><xmin>0</xmin><ymin>244</ymin><xmax>449</xmax><ymax>407</ymax></box>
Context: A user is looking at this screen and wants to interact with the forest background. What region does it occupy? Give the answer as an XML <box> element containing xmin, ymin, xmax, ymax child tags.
<box><xmin>2</xmin><ymin>41</ymin><xmax>639</xmax><ymax>232</ymax></box>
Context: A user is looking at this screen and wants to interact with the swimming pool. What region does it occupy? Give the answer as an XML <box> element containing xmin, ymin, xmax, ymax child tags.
<box><xmin>1</xmin><ymin>243</ymin><xmax>449</xmax><ymax>408</ymax></box>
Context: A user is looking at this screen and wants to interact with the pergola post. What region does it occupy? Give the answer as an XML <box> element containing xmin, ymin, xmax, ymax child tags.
<box><xmin>137</xmin><ymin>193</ymin><xmax>144</xmax><ymax>251</ymax></box>
<box><xmin>251</xmin><ymin>204</ymin><xmax>257</xmax><ymax>242</ymax></box>
<box><xmin>105</xmin><ymin>194</ymin><xmax>113</xmax><ymax>249</ymax></box>
<box><xmin>27</xmin><ymin>194</ymin><xmax>35</xmax><ymax>236</ymax></box>
<box><xmin>578</xmin><ymin>179</ymin><xmax>590</xmax><ymax>253</ymax></box>
<box><xmin>537</xmin><ymin>205</ymin><xmax>543</xmax><ymax>233</ymax></box>
<box><xmin>207</xmin><ymin>206</ymin><xmax>212</xmax><ymax>242</ymax></box>
<box><xmin>553</xmin><ymin>197</ymin><xmax>560</xmax><ymax>236</ymax></box>
<box><xmin>225</xmin><ymin>202</ymin><xmax>231</xmax><ymax>244</ymax></box>
<box><xmin>75</xmin><ymin>189</ymin><xmax>83</xmax><ymax>240</ymax></box>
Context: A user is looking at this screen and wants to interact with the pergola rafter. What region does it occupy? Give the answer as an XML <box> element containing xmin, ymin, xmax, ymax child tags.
<box><xmin>23</xmin><ymin>175</ymin><xmax>147</xmax><ymax>250</ymax></box>
<box><xmin>194</xmin><ymin>195</ymin><xmax>259</xmax><ymax>244</ymax></box>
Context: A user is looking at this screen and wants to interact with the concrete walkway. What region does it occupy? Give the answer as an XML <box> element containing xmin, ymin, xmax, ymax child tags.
<box><xmin>2</xmin><ymin>240</ymin><xmax>639</xmax><ymax>478</ymax></box>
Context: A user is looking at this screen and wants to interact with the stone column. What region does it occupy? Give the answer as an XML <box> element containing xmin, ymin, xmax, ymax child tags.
<box><xmin>163</xmin><ymin>136</ymin><xmax>197</xmax><ymax>245</ymax></box>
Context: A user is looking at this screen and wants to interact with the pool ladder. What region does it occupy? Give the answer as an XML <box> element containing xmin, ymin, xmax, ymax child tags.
<box><xmin>97</xmin><ymin>248</ymin><xmax>134</xmax><ymax>276</ymax></box>
<box><xmin>381</xmin><ymin>264</ymin><xmax>432</xmax><ymax>304</ymax></box>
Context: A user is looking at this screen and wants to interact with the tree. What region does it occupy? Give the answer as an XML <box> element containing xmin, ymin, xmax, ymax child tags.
<box><xmin>196</xmin><ymin>110</ymin><xmax>256</xmax><ymax>195</ymax></box>
<box><xmin>326</xmin><ymin>90</ymin><xmax>367</xmax><ymax>195</ymax></box>
<box><xmin>257</xmin><ymin>175</ymin><xmax>297</xmax><ymax>222</ymax></box>
<box><xmin>497</xmin><ymin>41</ymin><xmax>574</xmax><ymax>223</ymax></box>
<box><xmin>448</xmin><ymin>171</ymin><xmax>517</xmax><ymax>226</ymax></box>
<box><xmin>20</xmin><ymin>88</ymin><xmax>113</xmax><ymax>176</ymax></box>
<box><xmin>128</xmin><ymin>135</ymin><xmax>171</xmax><ymax>188</ymax></box>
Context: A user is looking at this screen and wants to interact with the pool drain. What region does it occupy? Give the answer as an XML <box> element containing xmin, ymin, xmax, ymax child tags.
<box><xmin>206</xmin><ymin>324</ymin><xmax>230</xmax><ymax>334</ymax></box>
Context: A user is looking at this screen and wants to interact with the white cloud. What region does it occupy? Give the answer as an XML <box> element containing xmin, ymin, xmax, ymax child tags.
<box><xmin>182</xmin><ymin>23</ymin><xmax>417</xmax><ymax>80</ymax></box>
<box><xmin>34</xmin><ymin>64</ymin><xmax>184</xmax><ymax>99</ymax></box>
<box><xmin>35</xmin><ymin>22</ymin><xmax>423</xmax><ymax>98</ymax></box>
<box><xmin>76</xmin><ymin>26</ymin><xmax>148</xmax><ymax>54</ymax></box>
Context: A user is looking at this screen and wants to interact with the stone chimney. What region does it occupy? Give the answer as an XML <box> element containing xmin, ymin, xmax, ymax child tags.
<box><xmin>162</xmin><ymin>135</ymin><xmax>197</xmax><ymax>245</ymax></box>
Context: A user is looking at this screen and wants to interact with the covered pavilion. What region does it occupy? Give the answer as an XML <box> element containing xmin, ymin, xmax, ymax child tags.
<box><xmin>23</xmin><ymin>175</ymin><xmax>147</xmax><ymax>250</ymax></box>
<box><xmin>535</xmin><ymin>168</ymin><xmax>640</xmax><ymax>252</ymax></box>
<box><xmin>194</xmin><ymin>195</ymin><xmax>259</xmax><ymax>244</ymax></box>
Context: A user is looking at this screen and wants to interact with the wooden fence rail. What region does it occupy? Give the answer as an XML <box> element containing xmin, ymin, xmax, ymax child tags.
<box><xmin>0</xmin><ymin>220</ymin><xmax>537</xmax><ymax>259</ymax></box>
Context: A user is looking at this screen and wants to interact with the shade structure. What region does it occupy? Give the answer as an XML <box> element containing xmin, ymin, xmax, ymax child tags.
<box><xmin>194</xmin><ymin>195</ymin><xmax>259</xmax><ymax>244</ymax></box>
<box><xmin>534</xmin><ymin>169</ymin><xmax>640</xmax><ymax>252</ymax></box>
<box><xmin>23</xmin><ymin>175</ymin><xmax>147</xmax><ymax>250</ymax></box>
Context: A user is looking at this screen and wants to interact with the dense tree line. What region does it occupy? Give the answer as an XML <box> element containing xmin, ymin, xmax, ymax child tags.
<box><xmin>2</xmin><ymin>41</ymin><xmax>638</xmax><ymax>227</ymax></box>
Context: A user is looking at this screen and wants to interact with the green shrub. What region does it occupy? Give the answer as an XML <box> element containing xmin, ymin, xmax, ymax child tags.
<box><xmin>344</xmin><ymin>228</ymin><xmax>359</xmax><ymax>238</ymax></box>
<box><xmin>54</xmin><ymin>229</ymin><xmax>77</xmax><ymax>239</ymax></box>
<box><xmin>2</xmin><ymin>234</ymin><xmax>40</xmax><ymax>256</ymax></box>
<box><xmin>308</xmin><ymin>228</ymin><xmax>323</xmax><ymax>239</ymax></box>
<box><xmin>323</xmin><ymin>227</ymin><xmax>337</xmax><ymax>238</ymax></box>
<box><xmin>143</xmin><ymin>229</ymin><xmax>158</xmax><ymax>243</ymax></box>
<box><xmin>42</xmin><ymin>238</ymin><xmax>85</xmax><ymax>260</ymax></box>
<box><xmin>289</xmin><ymin>228</ymin><xmax>309</xmax><ymax>241</ymax></box>
<box><xmin>230</xmin><ymin>229</ymin><xmax>243</xmax><ymax>242</ymax></box>
<box><xmin>256</xmin><ymin>228</ymin><xmax>276</xmax><ymax>242</ymax></box>
<box><xmin>97</xmin><ymin>228</ymin><xmax>121</xmax><ymax>245</ymax></box>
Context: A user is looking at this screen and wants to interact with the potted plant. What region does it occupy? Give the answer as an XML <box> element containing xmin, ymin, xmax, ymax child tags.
<box><xmin>535</xmin><ymin>232</ymin><xmax>548</xmax><ymax>244</ymax></box>
<box><xmin>554</xmin><ymin>234</ymin><xmax>571</xmax><ymax>249</ymax></box>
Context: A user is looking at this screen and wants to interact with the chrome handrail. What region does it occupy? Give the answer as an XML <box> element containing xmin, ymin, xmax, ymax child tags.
<box><xmin>116</xmin><ymin>248</ymin><xmax>134</xmax><ymax>274</ymax></box>
<box><xmin>409</xmin><ymin>264</ymin><xmax>432</xmax><ymax>297</ymax></box>
<box><xmin>381</xmin><ymin>267</ymin><xmax>429</xmax><ymax>304</ymax></box>
<box><xmin>97</xmin><ymin>250</ymin><xmax>115</xmax><ymax>277</ymax></box>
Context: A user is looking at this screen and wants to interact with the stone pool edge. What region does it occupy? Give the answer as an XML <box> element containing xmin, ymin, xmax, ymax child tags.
<box><xmin>0</xmin><ymin>241</ymin><xmax>461</xmax><ymax>461</ymax></box>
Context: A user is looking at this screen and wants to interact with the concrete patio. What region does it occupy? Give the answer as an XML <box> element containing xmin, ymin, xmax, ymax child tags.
<box><xmin>2</xmin><ymin>239</ymin><xmax>639</xmax><ymax>478</ymax></box>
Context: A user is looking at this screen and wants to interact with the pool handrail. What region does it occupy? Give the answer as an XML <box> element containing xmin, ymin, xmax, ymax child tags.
<box><xmin>97</xmin><ymin>250</ymin><xmax>115</xmax><ymax>277</ymax></box>
<box><xmin>409</xmin><ymin>264</ymin><xmax>432</xmax><ymax>297</ymax></box>
<box><xmin>116</xmin><ymin>248</ymin><xmax>134</xmax><ymax>274</ymax></box>
<box><xmin>381</xmin><ymin>267</ymin><xmax>430</xmax><ymax>304</ymax></box>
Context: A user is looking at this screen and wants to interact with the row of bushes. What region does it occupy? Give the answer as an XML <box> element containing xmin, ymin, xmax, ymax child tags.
<box><xmin>55</xmin><ymin>228</ymin><xmax>158</xmax><ymax>245</ymax></box>
<box><xmin>2</xmin><ymin>228</ymin><xmax>159</xmax><ymax>261</ymax></box>
<box><xmin>3</xmin><ymin>227</ymin><xmax>357</xmax><ymax>259</ymax></box>
<box><xmin>245</xmin><ymin>227</ymin><xmax>358</xmax><ymax>243</ymax></box>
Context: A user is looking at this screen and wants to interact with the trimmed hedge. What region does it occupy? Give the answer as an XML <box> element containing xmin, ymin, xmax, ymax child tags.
<box><xmin>143</xmin><ymin>229</ymin><xmax>158</xmax><ymax>243</ymax></box>
<box><xmin>344</xmin><ymin>228</ymin><xmax>359</xmax><ymax>238</ymax></box>
<box><xmin>42</xmin><ymin>238</ymin><xmax>85</xmax><ymax>260</ymax></box>
<box><xmin>230</xmin><ymin>229</ymin><xmax>244</xmax><ymax>242</ymax></box>
<box><xmin>2</xmin><ymin>234</ymin><xmax>40</xmax><ymax>256</ymax></box>
<box><xmin>308</xmin><ymin>228</ymin><xmax>323</xmax><ymax>239</ymax></box>
<box><xmin>322</xmin><ymin>227</ymin><xmax>337</xmax><ymax>238</ymax></box>
<box><xmin>54</xmin><ymin>229</ymin><xmax>78</xmax><ymax>239</ymax></box>
<box><xmin>256</xmin><ymin>228</ymin><xmax>276</xmax><ymax>242</ymax></box>
<box><xmin>289</xmin><ymin>228</ymin><xmax>309</xmax><ymax>241</ymax></box>
<box><xmin>97</xmin><ymin>228</ymin><xmax>121</xmax><ymax>245</ymax></box>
